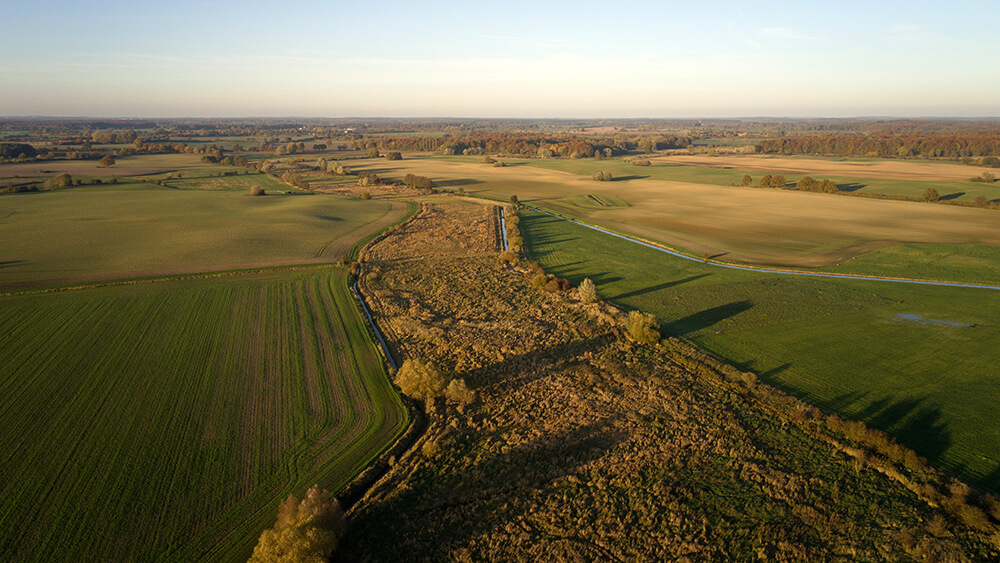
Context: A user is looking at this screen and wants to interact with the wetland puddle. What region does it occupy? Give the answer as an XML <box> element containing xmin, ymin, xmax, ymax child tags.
<box><xmin>894</xmin><ymin>313</ymin><xmax>974</xmax><ymax>328</ymax></box>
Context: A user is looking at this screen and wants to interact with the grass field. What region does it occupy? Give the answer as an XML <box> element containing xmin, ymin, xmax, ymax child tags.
<box><xmin>0</xmin><ymin>183</ymin><xmax>403</xmax><ymax>289</ymax></box>
<box><xmin>0</xmin><ymin>268</ymin><xmax>408</xmax><ymax>561</ymax></box>
<box><xmin>519</xmin><ymin>207</ymin><xmax>1000</xmax><ymax>493</ymax></box>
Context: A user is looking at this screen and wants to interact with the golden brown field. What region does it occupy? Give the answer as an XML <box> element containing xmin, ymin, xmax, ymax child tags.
<box><xmin>334</xmin><ymin>157</ymin><xmax>1000</xmax><ymax>267</ymax></box>
<box><xmin>655</xmin><ymin>154</ymin><xmax>995</xmax><ymax>181</ymax></box>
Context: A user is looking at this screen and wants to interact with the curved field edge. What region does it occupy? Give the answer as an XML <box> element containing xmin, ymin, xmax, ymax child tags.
<box><xmin>0</xmin><ymin>268</ymin><xmax>409</xmax><ymax>562</ymax></box>
<box><xmin>517</xmin><ymin>206</ymin><xmax>1000</xmax><ymax>493</ymax></box>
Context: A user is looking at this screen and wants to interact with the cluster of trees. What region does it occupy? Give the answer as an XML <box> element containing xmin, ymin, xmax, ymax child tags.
<box><xmin>0</xmin><ymin>143</ymin><xmax>37</xmax><ymax>159</ymax></box>
<box><xmin>248</xmin><ymin>485</ymin><xmax>345</xmax><ymax>563</ymax></box>
<box><xmin>395</xmin><ymin>359</ymin><xmax>475</xmax><ymax>410</ymax></box>
<box><xmin>531</xmin><ymin>271</ymin><xmax>573</xmax><ymax>293</ymax></box>
<box><xmin>357</xmin><ymin>171</ymin><xmax>380</xmax><ymax>187</ymax></box>
<box><xmin>402</xmin><ymin>174</ymin><xmax>434</xmax><ymax>189</ymax></box>
<box><xmin>592</xmin><ymin>170</ymin><xmax>614</xmax><ymax>182</ymax></box>
<box><xmin>794</xmin><ymin>176</ymin><xmax>839</xmax><ymax>193</ymax></box>
<box><xmin>757</xmin><ymin>134</ymin><xmax>1000</xmax><ymax>159</ymax></box>
<box><xmin>385</xmin><ymin>151</ymin><xmax>402</xmax><ymax>160</ymax></box>
<box><xmin>42</xmin><ymin>173</ymin><xmax>73</xmax><ymax>190</ymax></box>
<box><xmin>970</xmin><ymin>172</ymin><xmax>996</xmax><ymax>183</ymax></box>
<box><xmin>316</xmin><ymin>158</ymin><xmax>350</xmax><ymax>176</ymax></box>
<box><xmin>740</xmin><ymin>174</ymin><xmax>786</xmax><ymax>188</ymax></box>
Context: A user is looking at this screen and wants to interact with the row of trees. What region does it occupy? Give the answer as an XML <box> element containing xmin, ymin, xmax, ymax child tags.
<box><xmin>757</xmin><ymin>134</ymin><xmax>1000</xmax><ymax>159</ymax></box>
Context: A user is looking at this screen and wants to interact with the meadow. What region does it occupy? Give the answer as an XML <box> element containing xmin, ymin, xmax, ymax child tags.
<box><xmin>518</xmin><ymin>207</ymin><xmax>1000</xmax><ymax>493</ymax></box>
<box><xmin>0</xmin><ymin>182</ymin><xmax>405</xmax><ymax>289</ymax></box>
<box><xmin>0</xmin><ymin>268</ymin><xmax>408</xmax><ymax>561</ymax></box>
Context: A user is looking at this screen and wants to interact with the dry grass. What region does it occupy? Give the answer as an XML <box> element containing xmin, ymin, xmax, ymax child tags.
<box><xmin>340</xmin><ymin>201</ymin><xmax>1000</xmax><ymax>561</ymax></box>
<box><xmin>656</xmin><ymin>154</ymin><xmax>997</xmax><ymax>181</ymax></box>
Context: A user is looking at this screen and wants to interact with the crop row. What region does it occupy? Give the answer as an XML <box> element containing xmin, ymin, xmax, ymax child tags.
<box><xmin>0</xmin><ymin>268</ymin><xmax>407</xmax><ymax>561</ymax></box>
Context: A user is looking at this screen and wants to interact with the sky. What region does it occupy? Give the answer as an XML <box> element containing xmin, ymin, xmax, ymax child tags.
<box><xmin>2</xmin><ymin>0</ymin><xmax>998</xmax><ymax>118</ymax></box>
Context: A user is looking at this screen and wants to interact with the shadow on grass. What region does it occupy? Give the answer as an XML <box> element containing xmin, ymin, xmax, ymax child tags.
<box><xmin>0</xmin><ymin>260</ymin><xmax>27</xmax><ymax>269</ymax></box>
<box><xmin>665</xmin><ymin>300</ymin><xmax>753</xmax><ymax>337</ymax></box>
<box><xmin>836</xmin><ymin>183</ymin><xmax>866</xmax><ymax>193</ymax></box>
<box><xmin>613</xmin><ymin>175</ymin><xmax>649</xmax><ymax>181</ymax></box>
<box><xmin>611</xmin><ymin>273</ymin><xmax>711</xmax><ymax>301</ymax></box>
<box><xmin>437</xmin><ymin>178</ymin><xmax>483</xmax><ymax>188</ymax></box>
<box><xmin>939</xmin><ymin>192</ymin><xmax>965</xmax><ymax>201</ymax></box>
<box><xmin>338</xmin><ymin>419</ymin><xmax>624</xmax><ymax>561</ymax></box>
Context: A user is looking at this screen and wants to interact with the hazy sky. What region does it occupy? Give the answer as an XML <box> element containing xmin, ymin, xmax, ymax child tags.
<box><xmin>2</xmin><ymin>0</ymin><xmax>998</xmax><ymax>118</ymax></box>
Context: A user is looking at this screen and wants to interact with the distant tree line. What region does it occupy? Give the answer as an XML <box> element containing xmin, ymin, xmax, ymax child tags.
<box><xmin>757</xmin><ymin>134</ymin><xmax>1000</xmax><ymax>159</ymax></box>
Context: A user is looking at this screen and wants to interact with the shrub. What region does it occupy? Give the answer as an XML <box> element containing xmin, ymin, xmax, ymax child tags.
<box><xmin>632</xmin><ymin>159</ymin><xmax>651</xmax><ymax>166</ymax></box>
<box><xmin>531</xmin><ymin>274</ymin><xmax>549</xmax><ymax>289</ymax></box>
<box><xmin>248</xmin><ymin>485</ymin><xmax>345</xmax><ymax>563</ymax></box>
<box><xmin>923</xmin><ymin>187</ymin><xmax>940</xmax><ymax>202</ymax></box>
<box><xmin>43</xmin><ymin>173</ymin><xmax>73</xmax><ymax>190</ymax></box>
<box><xmin>493</xmin><ymin>161</ymin><xmax>505</xmax><ymax>167</ymax></box>
<box><xmin>499</xmin><ymin>250</ymin><xmax>519</xmax><ymax>266</ymax></box>
<box><xmin>395</xmin><ymin>359</ymin><xmax>447</xmax><ymax>402</ymax></box>
<box><xmin>579</xmin><ymin>278</ymin><xmax>598</xmax><ymax>303</ymax></box>
<box><xmin>385</xmin><ymin>151</ymin><xmax>402</xmax><ymax>160</ymax></box>
<box><xmin>975</xmin><ymin>195</ymin><xmax>989</xmax><ymax>208</ymax></box>
<box><xmin>626</xmin><ymin>311</ymin><xmax>660</xmax><ymax>345</ymax></box>
<box><xmin>482</xmin><ymin>156</ymin><xmax>497</xmax><ymax>164</ymax></box>
<box><xmin>367</xmin><ymin>147</ymin><xmax>380</xmax><ymax>158</ymax></box>
<box><xmin>444</xmin><ymin>378</ymin><xmax>475</xmax><ymax>406</ymax></box>
<box><xmin>250</xmin><ymin>186</ymin><xmax>266</xmax><ymax>196</ymax></box>
<box><xmin>592</xmin><ymin>170</ymin><xmax>613</xmax><ymax>182</ymax></box>
<box><xmin>360</xmin><ymin>191</ymin><xmax>372</xmax><ymax>200</ymax></box>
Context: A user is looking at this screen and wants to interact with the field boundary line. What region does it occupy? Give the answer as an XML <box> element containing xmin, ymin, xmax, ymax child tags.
<box><xmin>524</xmin><ymin>204</ymin><xmax>1000</xmax><ymax>291</ymax></box>
<box><xmin>0</xmin><ymin>263</ymin><xmax>341</xmax><ymax>297</ymax></box>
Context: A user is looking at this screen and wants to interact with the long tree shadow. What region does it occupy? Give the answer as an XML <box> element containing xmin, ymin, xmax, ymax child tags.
<box><xmin>664</xmin><ymin>300</ymin><xmax>753</xmax><ymax>336</ymax></box>
<box><xmin>836</xmin><ymin>182</ymin><xmax>866</xmax><ymax>192</ymax></box>
<box><xmin>437</xmin><ymin>178</ymin><xmax>483</xmax><ymax>188</ymax></box>
<box><xmin>339</xmin><ymin>420</ymin><xmax>625</xmax><ymax>561</ymax></box>
<box><xmin>853</xmin><ymin>395</ymin><xmax>952</xmax><ymax>463</ymax></box>
<box><xmin>939</xmin><ymin>192</ymin><xmax>965</xmax><ymax>201</ymax></box>
<box><xmin>611</xmin><ymin>273</ymin><xmax>711</xmax><ymax>301</ymax></box>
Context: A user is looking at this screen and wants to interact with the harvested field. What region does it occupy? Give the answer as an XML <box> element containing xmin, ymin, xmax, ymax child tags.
<box><xmin>0</xmin><ymin>184</ymin><xmax>406</xmax><ymax>289</ymax></box>
<box><xmin>655</xmin><ymin>154</ymin><xmax>997</xmax><ymax>181</ymax></box>
<box><xmin>0</xmin><ymin>268</ymin><xmax>408</xmax><ymax>561</ymax></box>
<box><xmin>335</xmin><ymin>156</ymin><xmax>1000</xmax><ymax>267</ymax></box>
<box><xmin>342</xmin><ymin>201</ymin><xmax>1000</xmax><ymax>561</ymax></box>
<box><xmin>0</xmin><ymin>154</ymin><xmax>243</xmax><ymax>179</ymax></box>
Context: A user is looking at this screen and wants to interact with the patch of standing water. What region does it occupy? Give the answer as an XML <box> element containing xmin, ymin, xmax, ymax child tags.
<box><xmin>894</xmin><ymin>313</ymin><xmax>974</xmax><ymax>328</ymax></box>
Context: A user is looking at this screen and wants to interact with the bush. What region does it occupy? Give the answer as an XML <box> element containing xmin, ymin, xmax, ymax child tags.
<box><xmin>923</xmin><ymin>187</ymin><xmax>940</xmax><ymax>202</ymax></box>
<box><xmin>385</xmin><ymin>151</ymin><xmax>402</xmax><ymax>160</ymax></box>
<box><xmin>975</xmin><ymin>195</ymin><xmax>989</xmax><ymax>208</ymax></box>
<box><xmin>395</xmin><ymin>359</ymin><xmax>447</xmax><ymax>402</ymax></box>
<box><xmin>579</xmin><ymin>278</ymin><xmax>598</xmax><ymax>303</ymax></box>
<box><xmin>482</xmin><ymin>156</ymin><xmax>497</xmax><ymax>164</ymax></box>
<box><xmin>444</xmin><ymin>378</ymin><xmax>475</xmax><ymax>406</ymax></box>
<box><xmin>250</xmin><ymin>186</ymin><xmax>266</xmax><ymax>196</ymax></box>
<box><xmin>248</xmin><ymin>485</ymin><xmax>345</xmax><ymax>563</ymax></box>
<box><xmin>626</xmin><ymin>311</ymin><xmax>660</xmax><ymax>345</ymax></box>
<box><xmin>367</xmin><ymin>148</ymin><xmax>380</xmax><ymax>158</ymax></box>
<box><xmin>592</xmin><ymin>170</ymin><xmax>613</xmax><ymax>182</ymax></box>
<box><xmin>631</xmin><ymin>159</ymin><xmax>651</xmax><ymax>166</ymax></box>
<box><xmin>360</xmin><ymin>191</ymin><xmax>372</xmax><ymax>200</ymax></box>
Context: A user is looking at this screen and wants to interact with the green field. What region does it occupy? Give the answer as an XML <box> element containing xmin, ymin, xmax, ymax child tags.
<box><xmin>0</xmin><ymin>268</ymin><xmax>407</xmax><ymax>561</ymax></box>
<box><xmin>0</xmin><ymin>184</ymin><xmax>398</xmax><ymax>289</ymax></box>
<box><xmin>519</xmin><ymin>207</ymin><xmax>1000</xmax><ymax>493</ymax></box>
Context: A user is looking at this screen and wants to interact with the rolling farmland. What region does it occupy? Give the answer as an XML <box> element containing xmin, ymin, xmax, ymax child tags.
<box><xmin>518</xmin><ymin>207</ymin><xmax>1000</xmax><ymax>493</ymax></box>
<box><xmin>0</xmin><ymin>268</ymin><xmax>407</xmax><ymax>561</ymax></box>
<box><xmin>0</xmin><ymin>184</ymin><xmax>405</xmax><ymax>289</ymax></box>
